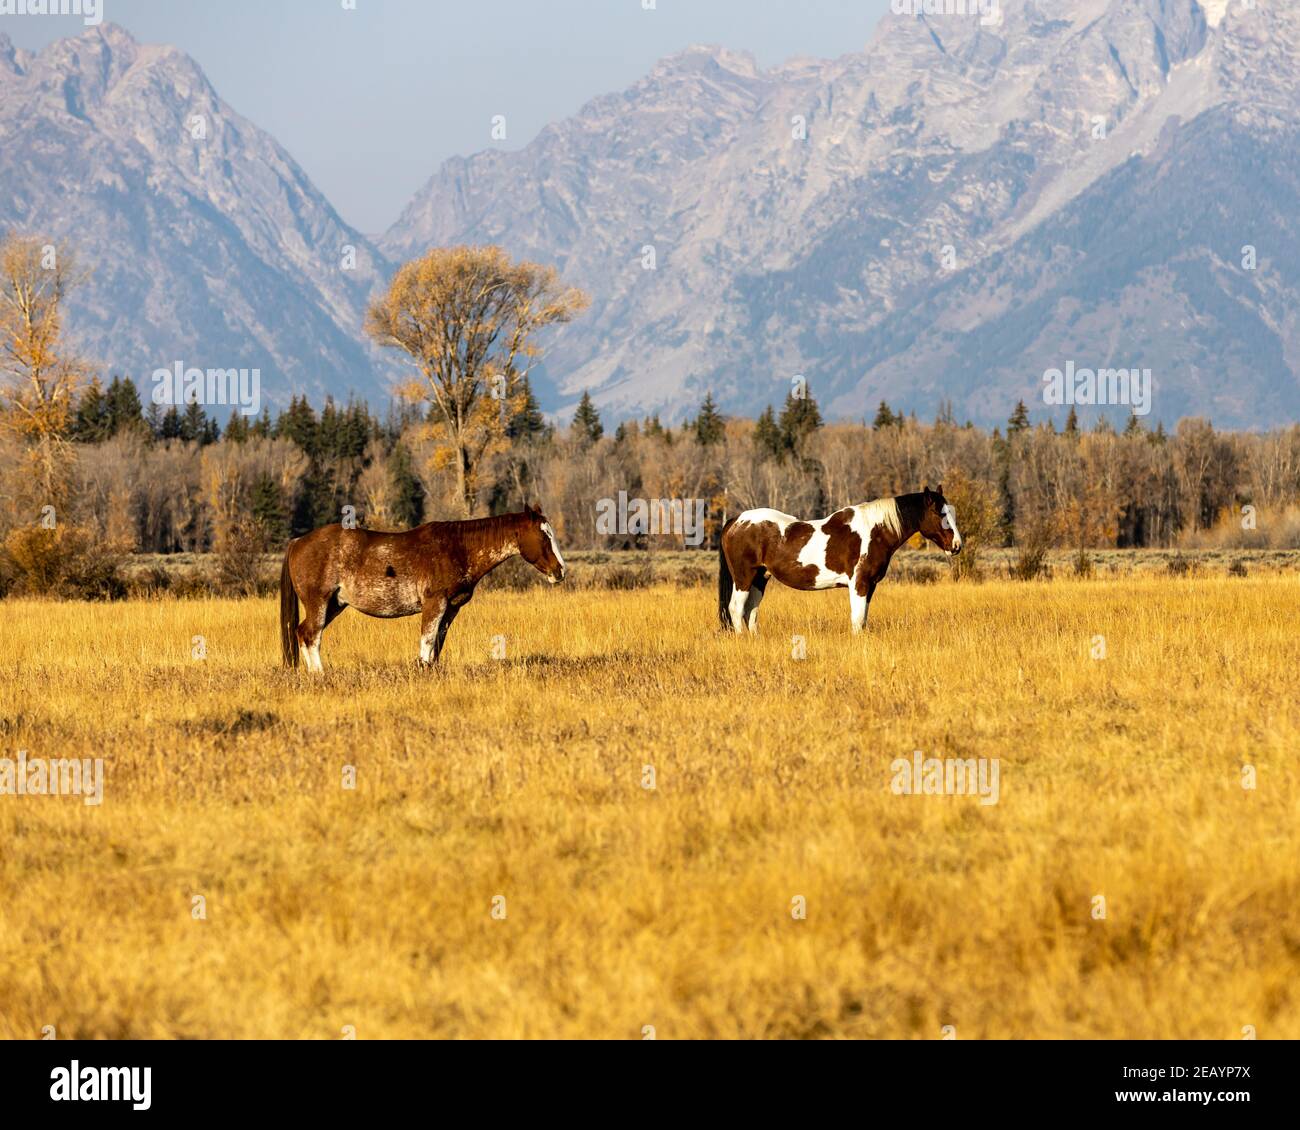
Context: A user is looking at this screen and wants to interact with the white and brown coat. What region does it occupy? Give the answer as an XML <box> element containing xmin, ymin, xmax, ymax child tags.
<box><xmin>718</xmin><ymin>488</ymin><xmax>961</xmax><ymax>634</ymax></box>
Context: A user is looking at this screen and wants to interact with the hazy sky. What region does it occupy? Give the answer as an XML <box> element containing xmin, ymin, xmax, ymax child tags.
<box><xmin>3</xmin><ymin>0</ymin><xmax>891</xmax><ymax>233</ymax></box>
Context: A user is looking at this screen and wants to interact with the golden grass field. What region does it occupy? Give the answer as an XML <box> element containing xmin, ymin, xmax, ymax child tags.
<box><xmin>1</xmin><ymin>568</ymin><xmax>1297</xmax><ymax>1039</ymax></box>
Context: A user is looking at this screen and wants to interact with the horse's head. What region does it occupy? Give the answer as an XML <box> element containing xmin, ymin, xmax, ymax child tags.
<box><xmin>918</xmin><ymin>485</ymin><xmax>962</xmax><ymax>556</ymax></box>
<box><xmin>518</xmin><ymin>504</ymin><xmax>567</xmax><ymax>583</ymax></box>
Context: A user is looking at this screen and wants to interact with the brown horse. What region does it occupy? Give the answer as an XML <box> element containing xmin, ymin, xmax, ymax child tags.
<box><xmin>718</xmin><ymin>486</ymin><xmax>962</xmax><ymax>635</ymax></box>
<box><xmin>280</xmin><ymin>505</ymin><xmax>566</xmax><ymax>672</ymax></box>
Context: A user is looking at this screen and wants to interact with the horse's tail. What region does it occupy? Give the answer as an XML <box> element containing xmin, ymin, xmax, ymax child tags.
<box><xmin>280</xmin><ymin>547</ymin><xmax>300</xmax><ymax>669</ymax></box>
<box><xmin>718</xmin><ymin>518</ymin><xmax>737</xmax><ymax>630</ymax></box>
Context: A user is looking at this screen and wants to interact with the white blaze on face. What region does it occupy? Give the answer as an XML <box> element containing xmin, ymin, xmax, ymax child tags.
<box><xmin>541</xmin><ymin>522</ymin><xmax>565</xmax><ymax>581</ymax></box>
<box><xmin>942</xmin><ymin>504</ymin><xmax>962</xmax><ymax>554</ymax></box>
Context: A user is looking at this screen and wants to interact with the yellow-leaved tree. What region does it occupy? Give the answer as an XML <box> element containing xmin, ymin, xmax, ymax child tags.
<box><xmin>0</xmin><ymin>234</ymin><xmax>126</xmax><ymax>597</ymax></box>
<box><xmin>0</xmin><ymin>233</ymin><xmax>89</xmax><ymax>509</ymax></box>
<box><xmin>365</xmin><ymin>245</ymin><xmax>588</xmax><ymax>516</ymax></box>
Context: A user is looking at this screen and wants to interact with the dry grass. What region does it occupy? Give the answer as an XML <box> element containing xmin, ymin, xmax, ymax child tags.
<box><xmin>0</xmin><ymin>572</ymin><xmax>1297</xmax><ymax>1039</ymax></box>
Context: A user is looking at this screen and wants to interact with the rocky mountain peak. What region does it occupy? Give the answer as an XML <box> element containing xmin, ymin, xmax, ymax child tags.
<box><xmin>0</xmin><ymin>23</ymin><xmax>389</xmax><ymax>408</ymax></box>
<box><xmin>2</xmin><ymin>1</ymin><xmax>1294</xmax><ymax>427</ymax></box>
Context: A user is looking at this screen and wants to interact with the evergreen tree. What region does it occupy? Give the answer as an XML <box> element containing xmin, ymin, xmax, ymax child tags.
<box><xmin>250</xmin><ymin>407</ymin><xmax>273</xmax><ymax>439</ymax></box>
<box><xmin>251</xmin><ymin>473</ymin><xmax>288</xmax><ymax>543</ymax></box>
<box><xmin>753</xmin><ymin>405</ymin><xmax>784</xmax><ymax>461</ymax></box>
<box><xmin>1123</xmin><ymin>412</ymin><xmax>1144</xmax><ymax>437</ymax></box>
<box><xmin>1007</xmin><ymin>400</ymin><xmax>1030</xmax><ymax>435</ymax></box>
<box><xmin>340</xmin><ymin>400</ymin><xmax>372</xmax><ymax>459</ymax></box>
<box><xmin>571</xmin><ymin>391</ymin><xmax>603</xmax><ymax>444</ymax></box>
<box><xmin>73</xmin><ymin>379</ymin><xmax>112</xmax><ymax>442</ymax></box>
<box><xmin>225</xmin><ymin>410</ymin><xmax>251</xmax><ymax>443</ymax></box>
<box><xmin>508</xmin><ymin>375</ymin><xmax>548</xmax><ymax>441</ymax></box>
<box><xmin>180</xmin><ymin>401</ymin><xmax>209</xmax><ymax>443</ymax></box>
<box><xmin>778</xmin><ymin>388</ymin><xmax>822</xmax><ymax>451</ymax></box>
<box><xmin>160</xmin><ymin>405</ymin><xmax>182</xmax><ymax>440</ymax></box>
<box><xmin>318</xmin><ymin>398</ymin><xmax>341</xmax><ymax>459</ymax></box>
<box><xmin>693</xmin><ymin>393</ymin><xmax>725</xmax><ymax>446</ymax></box>
<box><xmin>1064</xmin><ymin>406</ymin><xmax>1080</xmax><ymax>436</ymax></box>
<box><xmin>384</xmin><ymin>398</ymin><xmax>424</xmax><ymax>442</ymax></box>
<box><xmin>105</xmin><ymin>376</ymin><xmax>145</xmax><ymax>436</ymax></box>
<box><xmin>873</xmin><ymin>400</ymin><xmax>897</xmax><ymax>430</ymax></box>
<box><xmin>292</xmin><ymin>465</ymin><xmax>339</xmax><ymax>536</ymax></box>
<box><xmin>389</xmin><ymin>443</ymin><xmax>425</xmax><ymax>529</ymax></box>
<box><xmin>277</xmin><ymin>396</ymin><xmax>318</xmax><ymax>455</ymax></box>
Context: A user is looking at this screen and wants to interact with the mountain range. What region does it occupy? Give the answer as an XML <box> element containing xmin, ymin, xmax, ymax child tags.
<box><xmin>2</xmin><ymin>0</ymin><xmax>1296</xmax><ymax>427</ymax></box>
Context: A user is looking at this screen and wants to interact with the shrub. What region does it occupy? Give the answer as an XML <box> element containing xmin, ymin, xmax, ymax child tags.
<box><xmin>602</xmin><ymin>562</ymin><xmax>655</xmax><ymax>590</ymax></box>
<box><xmin>903</xmin><ymin>564</ymin><xmax>941</xmax><ymax>585</ymax></box>
<box><xmin>943</xmin><ymin>471</ymin><xmax>1001</xmax><ymax>583</ymax></box>
<box><xmin>1010</xmin><ymin>512</ymin><xmax>1054</xmax><ymax>582</ymax></box>
<box><xmin>213</xmin><ymin>518</ymin><xmax>272</xmax><ymax>597</ymax></box>
<box><xmin>126</xmin><ymin>565</ymin><xmax>174</xmax><ymax>598</ymax></box>
<box><xmin>1010</xmin><ymin>544</ymin><xmax>1051</xmax><ymax>581</ymax></box>
<box><xmin>0</xmin><ymin>524</ymin><xmax>126</xmax><ymax>600</ymax></box>
<box><xmin>676</xmin><ymin>565</ymin><xmax>712</xmax><ymax>588</ymax></box>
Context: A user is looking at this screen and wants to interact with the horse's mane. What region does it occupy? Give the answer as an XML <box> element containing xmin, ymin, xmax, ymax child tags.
<box><xmin>426</xmin><ymin>511</ymin><xmax>532</xmax><ymax>536</ymax></box>
<box><xmin>858</xmin><ymin>496</ymin><xmax>904</xmax><ymax>538</ymax></box>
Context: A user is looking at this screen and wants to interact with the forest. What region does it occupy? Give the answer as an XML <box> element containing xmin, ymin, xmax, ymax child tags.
<box><xmin>5</xmin><ymin>372</ymin><xmax>1296</xmax><ymax>568</ymax></box>
<box><xmin>3</xmin><ymin>237</ymin><xmax>1297</xmax><ymax>598</ymax></box>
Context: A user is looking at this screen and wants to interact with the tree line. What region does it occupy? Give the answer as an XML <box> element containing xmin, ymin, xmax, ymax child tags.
<box><xmin>3</xmin><ymin>234</ymin><xmax>1298</xmax><ymax>600</ymax></box>
<box><xmin>19</xmin><ymin>380</ymin><xmax>1300</xmax><ymax>556</ymax></box>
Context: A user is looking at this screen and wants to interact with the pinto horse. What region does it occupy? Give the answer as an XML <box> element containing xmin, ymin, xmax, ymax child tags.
<box><xmin>280</xmin><ymin>505</ymin><xmax>566</xmax><ymax>672</ymax></box>
<box><xmin>718</xmin><ymin>486</ymin><xmax>961</xmax><ymax>635</ymax></box>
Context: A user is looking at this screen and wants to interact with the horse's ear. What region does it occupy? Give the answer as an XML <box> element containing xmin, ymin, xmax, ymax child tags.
<box><xmin>936</xmin><ymin>483</ymin><xmax>944</xmax><ymax>497</ymax></box>
<box><xmin>923</xmin><ymin>483</ymin><xmax>931</xmax><ymax>494</ymax></box>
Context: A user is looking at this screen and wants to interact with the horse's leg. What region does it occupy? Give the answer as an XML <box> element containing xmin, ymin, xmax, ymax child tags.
<box><xmin>296</xmin><ymin>592</ymin><xmax>333</xmax><ymax>673</ymax></box>
<box><xmin>418</xmin><ymin>596</ymin><xmax>448</xmax><ymax>667</ymax></box>
<box><xmin>727</xmin><ymin>583</ymin><xmax>750</xmax><ymax>633</ymax></box>
<box><xmin>722</xmin><ymin>537</ymin><xmax>758</xmax><ymax>634</ymax></box>
<box><xmin>433</xmin><ymin>597</ymin><xmax>466</xmax><ymax>662</ymax></box>
<box><xmin>850</xmin><ymin>562</ymin><xmax>876</xmax><ymax>635</ymax></box>
<box><xmin>742</xmin><ymin>569</ymin><xmax>768</xmax><ymax>634</ymax></box>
